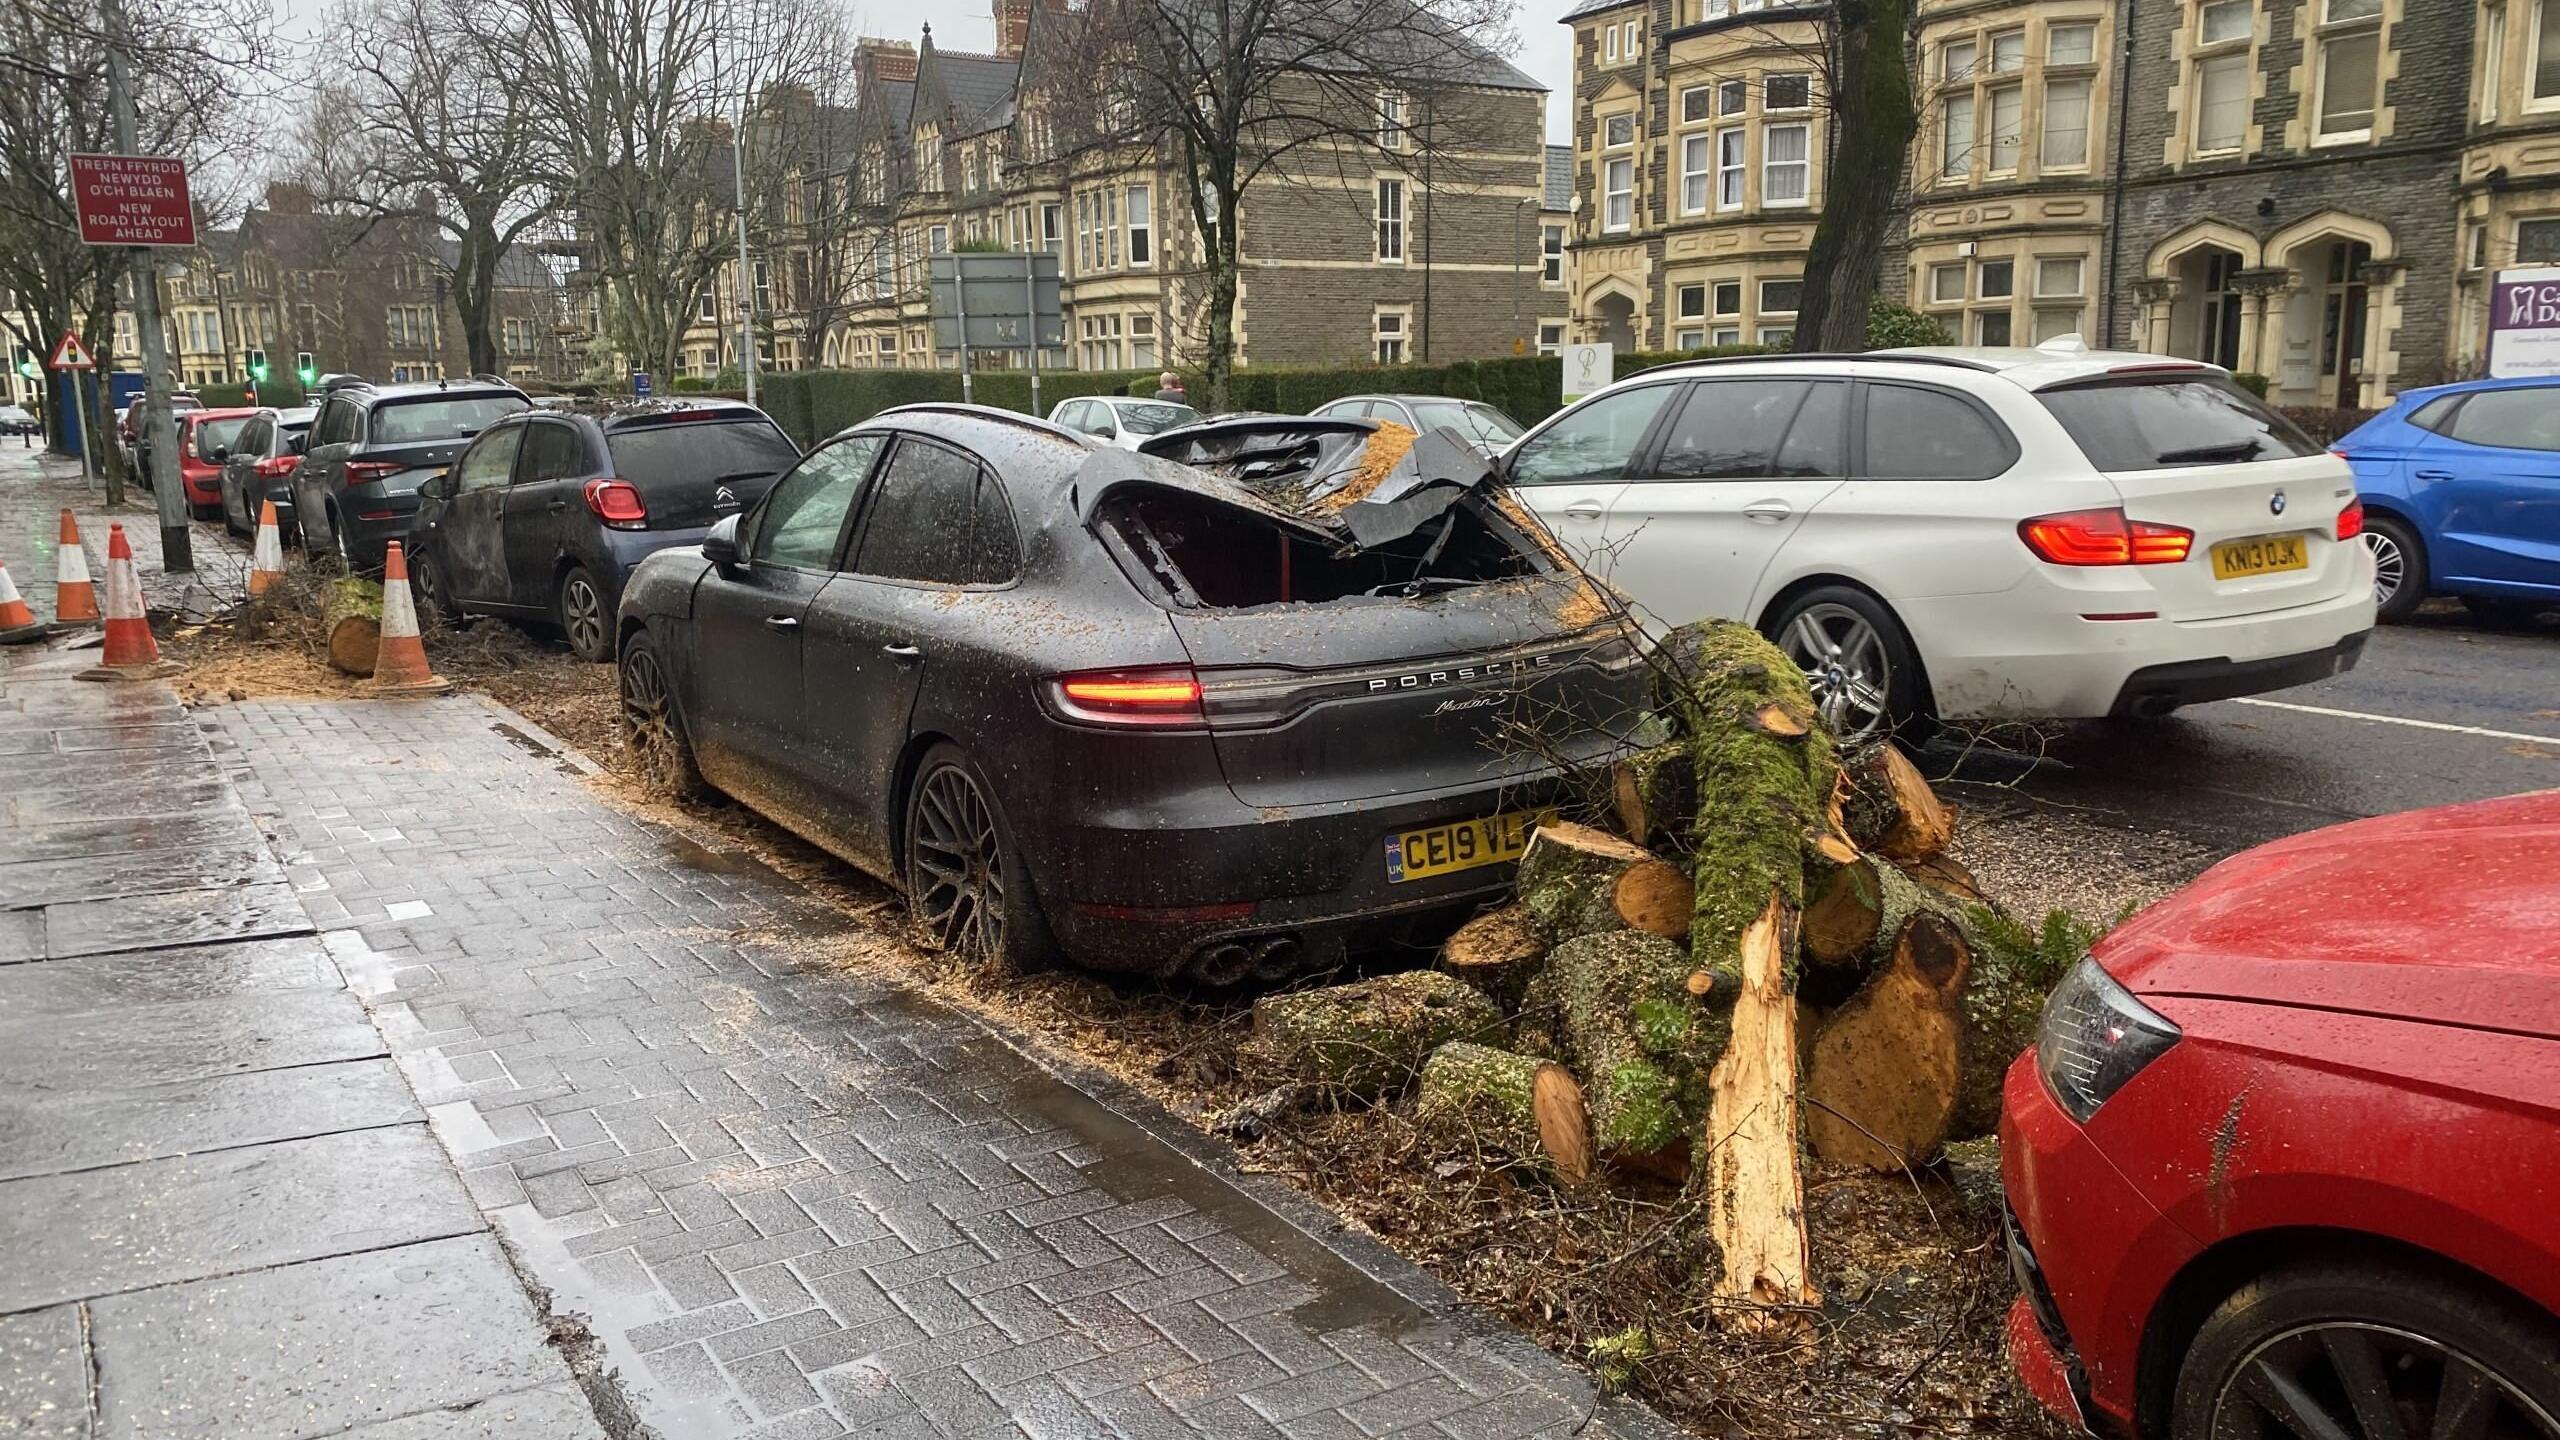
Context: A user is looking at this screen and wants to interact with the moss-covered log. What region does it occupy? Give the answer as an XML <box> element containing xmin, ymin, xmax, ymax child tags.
<box><xmin>1518</xmin><ymin>820</ymin><xmax>1693</xmax><ymax>943</ymax></box>
<box><xmin>1547</xmin><ymin>930</ymin><xmax>1723</xmax><ymax>1160</ymax></box>
<box><xmin>1611</xmin><ymin>742</ymin><xmax>1695</xmax><ymax>849</ymax></box>
<box><xmin>1652</xmin><ymin>620</ymin><xmax>1838</xmax><ymax>974</ymax></box>
<box><xmin>322</xmin><ymin>577</ymin><xmax>383</xmax><ymax>677</ymax></box>
<box><xmin>1804</xmin><ymin>913</ymin><xmax>1974</xmax><ymax>1170</ymax></box>
<box><xmin>1840</xmin><ymin>742</ymin><xmax>1954</xmax><ymax>861</ymax></box>
<box><xmin>1244</xmin><ymin>971</ymin><xmax>1505</xmax><ymax>1100</ymax></box>
<box><xmin>1953</xmin><ymin>926</ymin><xmax>2049</xmax><ymax>1141</ymax></box>
<box><xmin>1413</xmin><ymin>1041</ymin><xmax>1592</xmax><ymax>1183</ymax></box>
<box><xmin>1439</xmin><ymin>904</ymin><xmax>1549</xmax><ymax>1011</ymax></box>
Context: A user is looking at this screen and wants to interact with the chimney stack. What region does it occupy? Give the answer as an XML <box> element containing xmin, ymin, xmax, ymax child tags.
<box><xmin>858</xmin><ymin>37</ymin><xmax>917</xmax><ymax>83</ymax></box>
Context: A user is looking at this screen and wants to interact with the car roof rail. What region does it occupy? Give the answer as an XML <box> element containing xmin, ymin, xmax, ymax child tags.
<box><xmin>317</xmin><ymin>373</ymin><xmax>373</xmax><ymax>392</ymax></box>
<box><xmin>870</xmin><ymin>403</ymin><xmax>1090</xmax><ymax>444</ymax></box>
<box><xmin>1646</xmin><ymin>351</ymin><xmax>2000</xmax><ymax>374</ymax></box>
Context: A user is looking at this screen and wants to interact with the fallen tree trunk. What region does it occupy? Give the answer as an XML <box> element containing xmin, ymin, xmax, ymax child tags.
<box><xmin>322</xmin><ymin>577</ymin><xmax>383</xmax><ymax>677</ymax></box>
<box><xmin>1518</xmin><ymin>820</ymin><xmax>1693</xmax><ymax>943</ymax></box>
<box><xmin>1439</xmin><ymin>904</ymin><xmax>1549</xmax><ymax>1010</ymax></box>
<box><xmin>1840</xmin><ymin>742</ymin><xmax>1954</xmax><ymax>861</ymax></box>
<box><xmin>1804</xmin><ymin>913</ymin><xmax>1974</xmax><ymax>1170</ymax></box>
<box><xmin>1244</xmin><ymin>972</ymin><xmax>1504</xmax><ymax>1100</ymax></box>
<box><xmin>1953</xmin><ymin>928</ymin><xmax>2050</xmax><ymax>1141</ymax></box>
<box><xmin>1703</xmin><ymin>893</ymin><xmax>1816</xmax><ymax>1317</ymax></box>
<box><xmin>1611</xmin><ymin>742</ymin><xmax>1694</xmax><ymax>849</ymax></box>
<box><xmin>1414</xmin><ymin>1041</ymin><xmax>1592</xmax><ymax>1184</ymax></box>
<box><xmin>1548</xmin><ymin>930</ymin><xmax>1719</xmax><ymax>1160</ymax></box>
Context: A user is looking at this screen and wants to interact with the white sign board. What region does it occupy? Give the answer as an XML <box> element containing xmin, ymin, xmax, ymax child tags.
<box><xmin>2487</xmin><ymin>266</ymin><xmax>2560</xmax><ymax>379</ymax></box>
<box><xmin>1561</xmin><ymin>342</ymin><xmax>1614</xmax><ymax>401</ymax></box>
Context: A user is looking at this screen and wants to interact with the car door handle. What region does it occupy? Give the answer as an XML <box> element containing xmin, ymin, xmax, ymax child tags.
<box><xmin>545</xmin><ymin>499</ymin><xmax>568</xmax><ymax>513</ymax></box>
<box><xmin>1560</xmin><ymin>501</ymin><xmax>1605</xmax><ymax>520</ymax></box>
<box><xmin>1742</xmin><ymin>500</ymin><xmax>1792</xmax><ymax>522</ymax></box>
<box><xmin>2414</xmin><ymin>470</ymin><xmax>2454</xmax><ymax>483</ymax></box>
<box><xmin>762</xmin><ymin>615</ymin><xmax>801</xmax><ymax>632</ymax></box>
<box><xmin>882</xmin><ymin>643</ymin><xmax>921</xmax><ymax>659</ymax></box>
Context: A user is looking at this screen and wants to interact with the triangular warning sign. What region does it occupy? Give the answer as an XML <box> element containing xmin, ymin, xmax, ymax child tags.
<box><xmin>47</xmin><ymin>330</ymin><xmax>95</xmax><ymax>370</ymax></box>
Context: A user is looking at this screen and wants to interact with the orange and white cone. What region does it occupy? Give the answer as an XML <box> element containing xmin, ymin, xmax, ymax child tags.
<box><xmin>248</xmin><ymin>500</ymin><xmax>286</xmax><ymax>598</ymax></box>
<box><xmin>0</xmin><ymin>557</ymin><xmax>45</xmax><ymax>644</ymax></box>
<box><xmin>76</xmin><ymin>524</ymin><xmax>181</xmax><ymax>682</ymax></box>
<box><xmin>361</xmin><ymin>541</ymin><xmax>451</xmax><ymax>697</ymax></box>
<box><xmin>53</xmin><ymin>510</ymin><xmax>98</xmax><ymax>625</ymax></box>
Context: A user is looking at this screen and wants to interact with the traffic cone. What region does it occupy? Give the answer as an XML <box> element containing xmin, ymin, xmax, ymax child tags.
<box><xmin>76</xmin><ymin>524</ymin><xmax>181</xmax><ymax>682</ymax></box>
<box><xmin>53</xmin><ymin>510</ymin><xmax>98</xmax><ymax>625</ymax></box>
<box><xmin>248</xmin><ymin>500</ymin><xmax>286</xmax><ymax>598</ymax></box>
<box><xmin>361</xmin><ymin>542</ymin><xmax>451</xmax><ymax>697</ymax></box>
<box><xmin>0</xmin><ymin>558</ymin><xmax>45</xmax><ymax>645</ymax></box>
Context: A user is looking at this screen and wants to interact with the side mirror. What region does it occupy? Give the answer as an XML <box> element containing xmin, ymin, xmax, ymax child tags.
<box><xmin>207</xmin><ymin>447</ymin><xmax>229</xmax><ymax>462</ymax></box>
<box><xmin>419</xmin><ymin>471</ymin><xmax>454</xmax><ymax>501</ymax></box>
<box><xmin>288</xmin><ymin>435</ymin><xmax>306</xmax><ymax>455</ymax></box>
<box><xmin>1088</xmin><ymin>422</ymin><xmax>1115</xmax><ymax>438</ymax></box>
<box><xmin>701</xmin><ymin>513</ymin><xmax>742</xmax><ymax>570</ymax></box>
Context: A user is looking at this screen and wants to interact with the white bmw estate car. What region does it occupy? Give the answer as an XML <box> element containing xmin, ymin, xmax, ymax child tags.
<box><xmin>1505</xmin><ymin>343</ymin><xmax>2378</xmax><ymax>739</ymax></box>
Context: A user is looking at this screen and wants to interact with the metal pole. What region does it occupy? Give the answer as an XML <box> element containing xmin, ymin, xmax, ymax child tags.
<box><xmin>1025</xmin><ymin>260</ymin><xmax>1039</xmax><ymax>417</ymax></box>
<box><xmin>70</xmin><ymin>373</ymin><xmax>97</xmax><ymax>487</ymax></box>
<box><xmin>734</xmin><ymin>98</ymin><xmax>757</xmax><ymax>406</ymax></box>
<box><xmin>952</xmin><ymin>256</ymin><xmax>974</xmax><ymax>404</ymax></box>
<box><xmin>103</xmin><ymin>0</ymin><xmax>190</xmax><ymax>571</ymax></box>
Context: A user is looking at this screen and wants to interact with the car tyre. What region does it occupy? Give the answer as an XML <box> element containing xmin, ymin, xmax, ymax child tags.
<box><xmin>2364</xmin><ymin>515</ymin><xmax>2428</xmax><ymax>624</ymax></box>
<box><xmin>410</xmin><ymin>551</ymin><xmax>464</xmax><ymax>629</ymax></box>
<box><xmin>558</xmin><ymin>565</ymin><xmax>611</xmax><ymax>663</ymax></box>
<box><xmin>1764</xmin><ymin>585</ymin><xmax>1932</xmax><ymax>746</ymax></box>
<box><xmin>903</xmin><ymin>742</ymin><xmax>1056</xmax><ymax>976</ymax></box>
<box><xmin>617</xmin><ymin>631</ymin><xmax>709</xmax><ymax>803</ymax></box>
<box><xmin>189</xmin><ymin>499</ymin><xmax>221</xmax><ymax>522</ymax></box>
<box><xmin>2171</xmin><ymin>1258</ymin><xmax>2560</xmax><ymax>1440</ymax></box>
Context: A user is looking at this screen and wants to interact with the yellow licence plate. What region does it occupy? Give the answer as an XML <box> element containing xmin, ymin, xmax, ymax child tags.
<box><xmin>2211</xmin><ymin>534</ymin><xmax>2309</xmax><ymax>580</ymax></box>
<box><xmin>1387</xmin><ymin>810</ymin><xmax>1554</xmax><ymax>884</ymax></box>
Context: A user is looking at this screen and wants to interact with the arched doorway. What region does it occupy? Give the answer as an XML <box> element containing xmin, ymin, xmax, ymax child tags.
<box><xmin>1592</xmin><ymin>292</ymin><xmax>1637</xmax><ymax>352</ymax></box>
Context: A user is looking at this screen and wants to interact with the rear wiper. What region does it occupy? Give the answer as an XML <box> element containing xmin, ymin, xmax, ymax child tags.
<box><xmin>2153</xmin><ymin>439</ymin><xmax>2265</xmax><ymax>464</ymax></box>
<box><xmin>1369</xmin><ymin>576</ymin><xmax>1482</xmax><ymax>598</ymax></box>
<box><xmin>714</xmin><ymin>469</ymin><xmax>777</xmax><ymax>484</ymax></box>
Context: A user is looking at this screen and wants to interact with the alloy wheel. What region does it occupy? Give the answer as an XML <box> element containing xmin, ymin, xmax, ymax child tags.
<box><xmin>2364</xmin><ymin>531</ymin><xmax>2404</xmax><ymax>608</ymax></box>
<box><xmin>2206</xmin><ymin>1321</ymin><xmax>2560</xmax><ymax>1440</ymax></box>
<box><xmin>618</xmin><ymin>646</ymin><xmax>681</xmax><ymax>769</ymax></box>
<box><xmin>411</xmin><ymin>554</ymin><xmax>445</xmax><ymax>621</ymax></box>
<box><xmin>1777</xmin><ymin>602</ymin><xmax>1893</xmax><ymax>742</ymax></box>
<box><xmin>561</xmin><ymin>572</ymin><xmax>605</xmax><ymax>658</ymax></box>
<box><xmin>908</xmin><ymin>763</ymin><xmax>1006</xmax><ymax>965</ymax></box>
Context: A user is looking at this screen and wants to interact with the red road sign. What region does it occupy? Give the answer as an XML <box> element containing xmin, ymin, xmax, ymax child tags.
<box><xmin>47</xmin><ymin>331</ymin><xmax>95</xmax><ymax>370</ymax></box>
<box><xmin>68</xmin><ymin>154</ymin><xmax>196</xmax><ymax>247</ymax></box>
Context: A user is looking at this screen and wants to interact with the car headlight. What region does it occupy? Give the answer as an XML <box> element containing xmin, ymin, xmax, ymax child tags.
<box><xmin>2035</xmin><ymin>955</ymin><xmax>2182</xmax><ymax>1123</ymax></box>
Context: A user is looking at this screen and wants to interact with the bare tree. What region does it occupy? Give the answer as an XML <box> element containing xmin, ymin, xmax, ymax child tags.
<box><xmin>320</xmin><ymin>0</ymin><xmax>559</xmax><ymax>375</ymax></box>
<box><xmin>1792</xmin><ymin>0</ymin><xmax>1917</xmax><ymax>350</ymax></box>
<box><xmin>1049</xmin><ymin>0</ymin><xmax>1521</xmax><ymax>410</ymax></box>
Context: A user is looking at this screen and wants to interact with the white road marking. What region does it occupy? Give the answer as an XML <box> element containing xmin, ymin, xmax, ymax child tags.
<box><xmin>2230</xmin><ymin>697</ymin><xmax>2560</xmax><ymax>748</ymax></box>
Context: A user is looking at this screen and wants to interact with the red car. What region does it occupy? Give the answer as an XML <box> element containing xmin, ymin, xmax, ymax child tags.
<box><xmin>175</xmin><ymin>407</ymin><xmax>258</xmax><ymax>519</ymax></box>
<box><xmin>2002</xmin><ymin>789</ymin><xmax>2560</xmax><ymax>1439</ymax></box>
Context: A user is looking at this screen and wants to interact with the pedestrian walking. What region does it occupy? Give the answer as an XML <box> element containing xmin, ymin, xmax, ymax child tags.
<box><xmin>1154</xmin><ymin>372</ymin><xmax>1188</xmax><ymax>405</ymax></box>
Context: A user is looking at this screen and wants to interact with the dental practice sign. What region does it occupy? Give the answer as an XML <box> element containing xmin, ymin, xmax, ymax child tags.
<box><xmin>2487</xmin><ymin>267</ymin><xmax>2560</xmax><ymax>379</ymax></box>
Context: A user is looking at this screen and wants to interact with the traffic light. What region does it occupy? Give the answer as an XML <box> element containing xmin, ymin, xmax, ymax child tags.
<box><xmin>246</xmin><ymin>347</ymin><xmax>269</xmax><ymax>384</ymax></box>
<box><xmin>295</xmin><ymin>352</ymin><xmax>316</xmax><ymax>386</ymax></box>
<box><xmin>13</xmin><ymin>352</ymin><xmax>34</xmax><ymax>381</ymax></box>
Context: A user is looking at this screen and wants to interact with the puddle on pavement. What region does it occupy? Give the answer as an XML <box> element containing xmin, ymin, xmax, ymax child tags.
<box><xmin>659</xmin><ymin>833</ymin><xmax>751</xmax><ymax>875</ymax></box>
<box><xmin>490</xmin><ymin>721</ymin><xmax>588</xmax><ymax>777</ymax></box>
<box><xmin>495</xmin><ymin>1199</ymin><xmax>743</xmax><ymax>1440</ymax></box>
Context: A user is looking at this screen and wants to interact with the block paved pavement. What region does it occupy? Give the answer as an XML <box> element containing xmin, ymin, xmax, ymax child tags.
<box><xmin>207</xmin><ymin>689</ymin><xmax>1681</xmax><ymax>1440</ymax></box>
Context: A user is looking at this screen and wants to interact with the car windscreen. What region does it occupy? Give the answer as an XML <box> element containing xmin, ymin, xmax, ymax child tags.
<box><xmin>1112</xmin><ymin>402</ymin><xmax>1198</xmax><ymax>435</ymax></box>
<box><xmin>1411</xmin><ymin>401</ymin><xmax>1525</xmax><ymax>446</ymax></box>
<box><xmin>194</xmin><ymin>417</ymin><xmax>251</xmax><ymax>454</ymax></box>
<box><xmin>606</xmin><ymin>419</ymin><xmax>802</xmax><ymax>494</ymax></box>
<box><xmin>2036</xmin><ymin>377</ymin><xmax>2322</xmax><ymax>471</ymax></box>
<box><xmin>369</xmin><ymin>394</ymin><xmax>531</xmax><ymax>445</ymax></box>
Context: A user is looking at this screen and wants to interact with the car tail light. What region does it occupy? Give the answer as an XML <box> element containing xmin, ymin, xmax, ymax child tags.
<box><xmin>343</xmin><ymin>460</ymin><xmax>402</xmax><ymax>484</ymax></box>
<box><xmin>255</xmin><ymin>456</ymin><xmax>298</xmax><ymax>478</ymax></box>
<box><xmin>2335</xmin><ymin>499</ymin><xmax>2365</xmax><ymax>541</ymax></box>
<box><xmin>2018</xmin><ymin>508</ymin><xmax>2194</xmax><ymax>566</ymax></box>
<box><xmin>1049</xmin><ymin>667</ymin><xmax>1206</xmax><ymax>727</ymax></box>
<box><xmin>584</xmin><ymin>478</ymin><xmax>647</xmax><ymax>530</ymax></box>
<box><xmin>2035</xmin><ymin>956</ymin><xmax>2181</xmax><ymax>1123</ymax></box>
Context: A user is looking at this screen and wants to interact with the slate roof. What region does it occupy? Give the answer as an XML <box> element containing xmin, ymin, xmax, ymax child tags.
<box><xmin>1543</xmin><ymin>145</ymin><xmax>1572</xmax><ymax>211</ymax></box>
<box><xmin>432</xmin><ymin>239</ymin><xmax>563</xmax><ymax>290</ymax></box>
<box><xmin>938</xmin><ymin>52</ymin><xmax>1022</xmax><ymax>134</ymax></box>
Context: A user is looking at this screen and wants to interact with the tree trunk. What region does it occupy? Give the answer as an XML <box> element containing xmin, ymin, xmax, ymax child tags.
<box><xmin>1243</xmin><ymin>971</ymin><xmax>1505</xmax><ymax>1100</ymax></box>
<box><xmin>1840</xmin><ymin>742</ymin><xmax>1954</xmax><ymax>860</ymax></box>
<box><xmin>1414</xmin><ymin>1041</ymin><xmax>1592</xmax><ymax>1184</ymax></box>
<box><xmin>1517</xmin><ymin>820</ymin><xmax>1694</xmax><ymax>944</ymax></box>
<box><xmin>1702</xmin><ymin>893</ymin><xmax>1816</xmax><ymax>1317</ymax></box>
<box><xmin>1440</xmin><ymin>903</ymin><xmax>1549</xmax><ymax>1010</ymax></box>
<box><xmin>1611</xmin><ymin>741</ymin><xmax>1694</xmax><ymax>849</ymax></box>
<box><xmin>1547</xmin><ymin>929</ymin><xmax>1721</xmax><ymax>1161</ymax></box>
<box><xmin>1792</xmin><ymin>0</ymin><xmax>1917</xmax><ymax>351</ymax></box>
<box><xmin>323</xmin><ymin>577</ymin><xmax>384</xmax><ymax>675</ymax></box>
<box><xmin>1803</xmin><ymin>912</ymin><xmax>1973</xmax><ymax>1170</ymax></box>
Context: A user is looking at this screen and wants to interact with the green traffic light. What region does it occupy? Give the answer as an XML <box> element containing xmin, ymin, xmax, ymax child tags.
<box><xmin>250</xmin><ymin>363</ymin><xmax>269</xmax><ymax>382</ymax></box>
<box><xmin>297</xmin><ymin>366</ymin><xmax>316</xmax><ymax>385</ymax></box>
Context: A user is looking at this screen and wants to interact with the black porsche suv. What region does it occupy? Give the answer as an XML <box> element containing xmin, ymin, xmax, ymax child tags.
<box><xmin>614</xmin><ymin>405</ymin><xmax>1648</xmax><ymax>983</ymax></box>
<box><xmin>294</xmin><ymin>376</ymin><xmax>532</xmax><ymax>573</ymax></box>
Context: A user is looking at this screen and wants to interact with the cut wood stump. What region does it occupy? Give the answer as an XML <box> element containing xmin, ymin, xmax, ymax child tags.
<box><xmin>1414</xmin><ymin>1041</ymin><xmax>1592</xmax><ymax>1184</ymax></box>
<box><xmin>1244</xmin><ymin>971</ymin><xmax>1504</xmax><ymax>1100</ymax></box>
<box><xmin>1702</xmin><ymin>893</ymin><xmax>1816</xmax><ymax>1318</ymax></box>
<box><xmin>1841</xmin><ymin>743</ymin><xmax>1954</xmax><ymax>861</ymax></box>
<box><xmin>1611</xmin><ymin>742</ymin><xmax>1695</xmax><ymax>848</ymax></box>
<box><xmin>1518</xmin><ymin>820</ymin><xmax>1693</xmax><ymax>943</ymax></box>
<box><xmin>322</xmin><ymin>577</ymin><xmax>384</xmax><ymax>677</ymax></box>
<box><xmin>1804</xmin><ymin>913</ymin><xmax>1974</xmax><ymax>1170</ymax></box>
<box><xmin>1439</xmin><ymin>904</ymin><xmax>1549</xmax><ymax>1010</ymax></box>
<box><xmin>1548</xmin><ymin>930</ymin><xmax>1719</xmax><ymax>1158</ymax></box>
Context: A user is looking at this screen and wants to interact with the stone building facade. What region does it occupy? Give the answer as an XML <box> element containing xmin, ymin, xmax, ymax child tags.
<box><xmin>1564</xmin><ymin>0</ymin><xmax>2560</xmax><ymax>404</ymax></box>
<box><xmin>686</xmin><ymin>0</ymin><xmax>1560</xmax><ymax>378</ymax></box>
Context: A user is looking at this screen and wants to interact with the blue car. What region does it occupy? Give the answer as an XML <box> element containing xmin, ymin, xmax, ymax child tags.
<box><xmin>2336</xmin><ymin>376</ymin><xmax>2560</xmax><ymax>623</ymax></box>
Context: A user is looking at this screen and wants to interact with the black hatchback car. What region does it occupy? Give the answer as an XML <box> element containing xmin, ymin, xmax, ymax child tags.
<box><xmin>614</xmin><ymin>405</ymin><xmax>1647</xmax><ymax>982</ymax></box>
<box><xmin>295</xmin><ymin>377</ymin><xmax>533</xmax><ymax>573</ymax></box>
<box><xmin>409</xmin><ymin>399</ymin><xmax>800</xmax><ymax>660</ymax></box>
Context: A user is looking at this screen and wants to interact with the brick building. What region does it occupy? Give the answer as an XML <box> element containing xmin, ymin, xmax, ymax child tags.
<box><xmin>1563</xmin><ymin>0</ymin><xmax>2560</xmax><ymax>404</ymax></box>
<box><xmin>687</xmin><ymin>0</ymin><xmax>1559</xmax><ymax>378</ymax></box>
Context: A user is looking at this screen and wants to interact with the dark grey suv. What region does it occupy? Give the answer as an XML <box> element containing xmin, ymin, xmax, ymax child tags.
<box><xmin>294</xmin><ymin>377</ymin><xmax>531</xmax><ymax>572</ymax></box>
